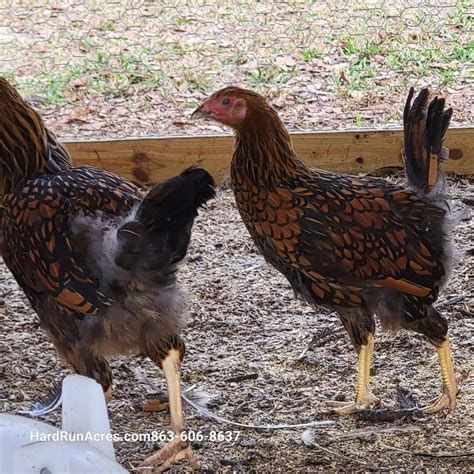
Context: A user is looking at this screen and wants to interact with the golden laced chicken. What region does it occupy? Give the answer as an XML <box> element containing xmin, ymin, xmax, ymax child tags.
<box><xmin>0</xmin><ymin>77</ymin><xmax>215</xmax><ymax>471</ymax></box>
<box><xmin>193</xmin><ymin>86</ymin><xmax>457</xmax><ymax>414</ymax></box>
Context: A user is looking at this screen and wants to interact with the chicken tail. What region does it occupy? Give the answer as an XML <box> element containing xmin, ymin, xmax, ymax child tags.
<box><xmin>115</xmin><ymin>167</ymin><xmax>216</xmax><ymax>275</ymax></box>
<box><xmin>403</xmin><ymin>87</ymin><xmax>452</xmax><ymax>193</ymax></box>
<box><xmin>0</xmin><ymin>78</ymin><xmax>71</xmax><ymax>195</ymax></box>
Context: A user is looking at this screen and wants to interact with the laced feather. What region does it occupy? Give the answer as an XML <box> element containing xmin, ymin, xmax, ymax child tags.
<box><xmin>0</xmin><ymin>78</ymin><xmax>71</xmax><ymax>195</ymax></box>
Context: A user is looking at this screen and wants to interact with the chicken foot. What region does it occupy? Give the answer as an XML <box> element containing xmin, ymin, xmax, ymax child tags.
<box><xmin>327</xmin><ymin>333</ymin><xmax>380</xmax><ymax>414</ymax></box>
<box><xmin>141</xmin><ymin>348</ymin><xmax>199</xmax><ymax>473</ymax></box>
<box><xmin>422</xmin><ymin>337</ymin><xmax>457</xmax><ymax>414</ymax></box>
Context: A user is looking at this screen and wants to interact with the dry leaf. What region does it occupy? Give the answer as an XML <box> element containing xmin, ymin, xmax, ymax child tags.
<box><xmin>301</xmin><ymin>429</ymin><xmax>315</xmax><ymax>447</ymax></box>
<box><xmin>276</xmin><ymin>56</ymin><xmax>296</xmax><ymax>68</ymax></box>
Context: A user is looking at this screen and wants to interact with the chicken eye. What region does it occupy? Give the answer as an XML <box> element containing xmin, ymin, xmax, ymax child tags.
<box><xmin>222</xmin><ymin>98</ymin><xmax>230</xmax><ymax>106</ymax></box>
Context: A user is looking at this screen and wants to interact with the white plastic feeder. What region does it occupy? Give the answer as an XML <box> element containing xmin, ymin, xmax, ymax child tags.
<box><xmin>0</xmin><ymin>375</ymin><xmax>127</xmax><ymax>473</ymax></box>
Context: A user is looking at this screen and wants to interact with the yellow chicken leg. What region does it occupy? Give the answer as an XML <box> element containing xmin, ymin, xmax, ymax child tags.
<box><xmin>141</xmin><ymin>349</ymin><xmax>199</xmax><ymax>473</ymax></box>
<box><xmin>423</xmin><ymin>336</ymin><xmax>457</xmax><ymax>413</ymax></box>
<box><xmin>327</xmin><ymin>333</ymin><xmax>379</xmax><ymax>414</ymax></box>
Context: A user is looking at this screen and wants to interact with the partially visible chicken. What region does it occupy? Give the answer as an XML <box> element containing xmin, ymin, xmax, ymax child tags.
<box><xmin>0</xmin><ymin>77</ymin><xmax>215</xmax><ymax>471</ymax></box>
<box><xmin>192</xmin><ymin>86</ymin><xmax>457</xmax><ymax>414</ymax></box>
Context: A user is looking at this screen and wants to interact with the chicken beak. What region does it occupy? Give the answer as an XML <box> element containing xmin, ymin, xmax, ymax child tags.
<box><xmin>191</xmin><ymin>104</ymin><xmax>212</xmax><ymax>120</ymax></box>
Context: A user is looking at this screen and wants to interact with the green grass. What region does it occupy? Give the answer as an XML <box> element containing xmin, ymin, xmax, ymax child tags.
<box><xmin>354</xmin><ymin>112</ymin><xmax>365</xmax><ymax>128</ymax></box>
<box><xmin>1</xmin><ymin>0</ymin><xmax>471</xmax><ymax>129</ymax></box>
<box><xmin>330</xmin><ymin>5</ymin><xmax>472</xmax><ymax>96</ymax></box>
<box><xmin>301</xmin><ymin>47</ymin><xmax>322</xmax><ymax>62</ymax></box>
<box><xmin>15</xmin><ymin>51</ymin><xmax>171</xmax><ymax>105</ymax></box>
<box><xmin>247</xmin><ymin>67</ymin><xmax>276</xmax><ymax>85</ymax></box>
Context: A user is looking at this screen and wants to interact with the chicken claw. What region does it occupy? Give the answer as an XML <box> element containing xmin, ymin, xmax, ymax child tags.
<box><xmin>141</xmin><ymin>437</ymin><xmax>199</xmax><ymax>473</ymax></box>
<box><xmin>326</xmin><ymin>391</ymin><xmax>380</xmax><ymax>415</ymax></box>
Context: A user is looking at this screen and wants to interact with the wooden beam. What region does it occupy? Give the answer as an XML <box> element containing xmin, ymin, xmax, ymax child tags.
<box><xmin>64</xmin><ymin>127</ymin><xmax>473</xmax><ymax>185</ymax></box>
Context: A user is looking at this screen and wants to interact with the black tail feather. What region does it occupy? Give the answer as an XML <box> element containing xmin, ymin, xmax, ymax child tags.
<box><xmin>403</xmin><ymin>87</ymin><xmax>452</xmax><ymax>193</ymax></box>
<box><xmin>115</xmin><ymin>167</ymin><xmax>216</xmax><ymax>275</ymax></box>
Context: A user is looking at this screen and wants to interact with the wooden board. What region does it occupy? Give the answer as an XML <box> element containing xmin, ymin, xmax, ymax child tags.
<box><xmin>64</xmin><ymin>127</ymin><xmax>473</xmax><ymax>184</ymax></box>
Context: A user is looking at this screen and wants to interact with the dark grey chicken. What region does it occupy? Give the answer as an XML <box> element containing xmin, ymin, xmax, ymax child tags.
<box><xmin>0</xmin><ymin>77</ymin><xmax>215</xmax><ymax>471</ymax></box>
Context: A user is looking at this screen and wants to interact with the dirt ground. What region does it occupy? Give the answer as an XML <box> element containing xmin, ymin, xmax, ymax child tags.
<box><xmin>0</xmin><ymin>174</ymin><xmax>472</xmax><ymax>472</ymax></box>
<box><xmin>1</xmin><ymin>2</ymin><xmax>473</xmax><ymax>471</ymax></box>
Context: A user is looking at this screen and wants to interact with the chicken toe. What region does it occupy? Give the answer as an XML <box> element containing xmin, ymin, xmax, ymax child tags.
<box><xmin>141</xmin><ymin>437</ymin><xmax>199</xmax><ymax>473</ymax></box>
<box><xmin>326</xmin><ymin>391</ymin><xmax>380</xmax><ymax>415</ymax></box>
